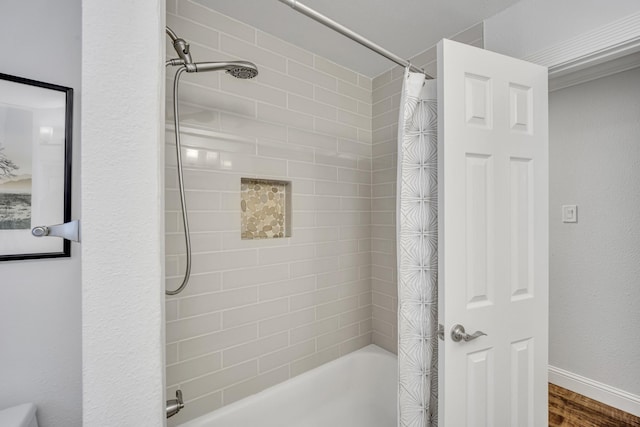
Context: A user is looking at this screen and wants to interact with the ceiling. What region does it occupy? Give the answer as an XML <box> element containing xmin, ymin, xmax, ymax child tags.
<box><xmin>194</xmin><ymin>0</ymin><xmax>521</xmax><ymax>77</ymax></box>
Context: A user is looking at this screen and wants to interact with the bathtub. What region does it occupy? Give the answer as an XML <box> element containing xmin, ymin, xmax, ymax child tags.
<box><xmin>179</xmin><ymin>344</ymin><xmax>397</xmax><ymax>427</ymax></box>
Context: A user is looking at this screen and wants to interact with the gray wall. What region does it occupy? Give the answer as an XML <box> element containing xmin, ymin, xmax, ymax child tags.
<box><xmin>549</xmin><ymin>67</ymin><xmax>640</xmax><ymax>395</ymax></box>
<box><xmin>0</xmin><ymin>1</ymin><xmax>82</xmax><ymax>426</ymax></box>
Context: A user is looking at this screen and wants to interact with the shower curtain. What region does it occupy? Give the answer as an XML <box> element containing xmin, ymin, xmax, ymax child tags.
<box><xmin>397</xmin><ymin>67</ymin><xmax>438</xmax><ymax>427</ymax></box>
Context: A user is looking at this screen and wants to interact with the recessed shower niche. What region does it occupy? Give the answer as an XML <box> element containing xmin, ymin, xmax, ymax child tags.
<box><xmin>240</xmin><ymin>178</ymin><xmax>291</xmax><ymax>239</ymax></box>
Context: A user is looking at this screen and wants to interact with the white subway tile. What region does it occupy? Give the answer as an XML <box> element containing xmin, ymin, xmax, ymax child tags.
<box><xmin>373</xmin><ymin>76</ymin><xmax>403</xmax><ymax>104</ymax></box>
<box><xmin>257</xmin><ymin>139</ymin><xmax>314</xmax><ymax>163</ymax></box>
<box><xmin>288</xmin><ymin>94</ymin><xmax>336</xmax><ymax>120</ymax></box>
<box><xmin>222</xmin><ymin>264</ymin><xmax>289</xmax><ymax>290</ymax></box>
<box><xmin>166</xmin><ymin>300</ymin><xmax>178</xmax><ymax>322</ymax></box>
<box><xmin>166</xmin><ymin>392</ymin><xmax>222</xmax><ymax>427</ymax></box>
<box><xmin>256</xmin><ymin>67</ymin><xmax>313</xmax><ymax>98</ymax></box>
<box><xmin>288</xmin><ymin>161</ymin><xmax>337</xmax><ymax>181</ymax></box>
<box><xmin>167</xmin><ymin>232</ymin><xmax>222</xmax><ymax>255</ymax></box>
<box><xmin>314</xmin><ymin>150</ymin><xmax>358</xmax><ymax>169</ymax></box>
<box><xmin>258</xmin><ymin>103</ymin><xmax>314</xmax><ymax>129</ymax></box>
<box><xmin>290</xmin><ymin>287</ymin><xmax>339</xmax><ymax>311</ymax></box>
<box><xmin>373</xmin><ymin>69</ymin><xmax>392</xmax><ymax>91</ymax></box>
<box><xmin>179</xmin><ymin>287</ymin><xmax>257</xmax><ymax>318</ymax></box>
<box><xmin>315</xmin><ymin>240</ymin><xmax>359</xmax><ymax>258</ymax></box>
<box><xmin>339</xmin><ymin>280</ymin><xmax>371</xmax><ymax>298</ymax></box>
<box><xmin>221</xmin><ymin>34</ymin><xmax>286</xmax><ymax>72</ymax></box>
<box><xmin>290</xmin><ymin>317</ymin><xmax>339</xmax><ymax>344</ymax></box>
<box><xmin>315</xmin><ymin>296</ymin><xmax>359</xmax><ymax>320</ymax></box>
<box><xmin>179</xmin><ymin>324</ymin><xmax>257</xmax><ymax>360</ymax></box>
<box><xmin>191</xmin><ymin>249</ymin><xmax>257</xmax><ymax>273</ymax></box>
<box><xmin>176</xmin><ymin>82</ymin><xmax>255</xmax><ymax>117</ymax></box>
<box><xmin>290</xmin><ymin>346</ymin><xmax>339</xmax><ymax>376</ymax></box>
<box><xmin>220</xmin><ymin>113</ymin><xmax>287</xmax><ymax>141</ymax></box>
<box><xmin>314</xmin><ymin>56</ymin><xmax>358</xmax><ymax>84</ymax></box>
<box><xmin>359</xmin><ymin>317</ymin><xmax>373</xmax><ymax>333</ymax></box>
<box><xmin>316</xmin><ymin>324</ymin><xmax>360</xmax><ymax>350</ymax></box>
<box><xmin>181</xmin><ymin>360</ymin><xmax>258</xmax><ymax>400</ymax></box>
<box><xmin>177</xmin><ymin>1</ymin><xmax>255</xmax><ymax>43</ymax></box>
<box><xmin>258</xmin><ymin>340</ymin><xmax>316</xmax><ymax>373</ymax></box>
<box><xmin>372</xmin><ymin>291</ymin><xmax>395</xmax><ymax>310</ymax></box>
<box><xmin>316</xmin><ymin>212</ymin><xmax>362</xmax><ymax>227</ymax></box>
<box><xmin>339</xmin><ymin>333</ymin><xmax>371</xmax><ymax>356</ymax></box>
<box><xmin>372</xmin><ymin>305</ymin><xmax>395</xmax><ymax>324</ymax></box>
<box><xmin>358</xmin><ymin>75</ymin><xmax>372</xmax><ymax>91</ymax></box>
<box><xmin>290</xmin><ymin>256</ymin><xmax>340</xmax><ymax>278</ymax></box>
<box><xmin>314</xmin><ymin>87</ymin><xmax>358</xmax><ymax>113</ymax></box>
<box><xmin>316</xmin><ymin>267</ymin><xmax>359</xmax><ymax>288</ymax></box>
<box><xmin>288</xmin><ymin>60</ymin><xmax>336</xmax><ymax>90</ymax></box>
<box><xmin>167</xmin><ymin>312</ymin><xmax>222</xmax><ymax>343</ymax></box>
<box><xmin>337</xmin><ymin>109</ymin><xmax>371</xmax><ymax>130</ymax></box>
<box><xmin>357</xmin><ymin>101</ymin><xmax>372</xmax><ymax>118</ymax></box>
<box><xmin>257</xmin><ymin>31</ymin><xmax>313</xmax><ymax>66</ymax></box>
<box><xmin>373</xmin><ymin>98</ymin><xmax>393</xmax><ymax>117</ymax></box>
<box><xmin>167</xmin><ymin>13</ymin><xmax>219</xmax><ymax>50</ymax></box>
<box><xmin>337</xmin><ymin>80</ymin><xmax>371</xmax><ymax>103</ymax></box>
<box><xmin>372</xmin><ymin>332</ymin><xmax>396</xmax><ymax>354</ymax></box>
<box><xmin>338</xmin><ymin>168</ymin><xmax>371</xmax><ymax>185</ymax></box>
<box><xmin>258</xmin><ymin>244</ymin><xmax>316</xmax><ymax>265</ymax></box>
<box><xmin>259</xmin><ymin>276</ymin><xmax>316</xmax><ymax>301</ymax></box>
<box><xmin>358</xmin><ymin>157</ymin><xmax>372</xmax><ymax>172</ymax></box>
<box><xmin>220</xmin><ymin>75</ymin><xmax>287</xmax><ymax>107</ymax></box>
<box><xmin>221</xmin><ymin>231</ymin><xmax>290</xmax><ymax>251</ymax></box>
<box><xmin>314</xmin><ymin>118</ymin><xmax>358</xmax><ymax>140</ymax></box>
<box><xmin>166</xmin><ymin>272</ymin><xmax>222</xmax><ymax>298</ymax></box>
<box><xmin>288</xmin><ymin>227</ymin><xmax>339</xmax><ymax>244</ymax></box>
<box><xmin>340</xmin><ymin>225</ymin><xmax>371</xmax><ymax>240</ymax></box>
<box><xmin>222</xmin><ymin>332</ymin><xmax>288</xmax><ymax>368</ymax></box>
<box><xmin>167</xmin><ymin>344</ymin><xmax>178</xmax><ymax>365</ymax></box>
<box><xmin>258</xmin><ymin>308</ymin><xmax>315</xmax><ymax>337</ymax></box>
<box><xmin>167</xmin><ymin>352</ymin><xmax>221</xmax><ymax>386</ymax></box>
<box><xmin>288</xmin><ymin>128</ymin><xmax>337</xmax><ymax>152</ymax></box>
<box><xmin>222</xmin><ymin>298</ymin><xmax>289</xmax><ymax>329</ymax></box>
<box><xmin>223</xmin><ymin>366</ymin><xmax>289</xmax><ymax>405</ymax></box>
<box><xmin>358</xmin><ymin>129</ymin><xmax>373</xmax><ymax>144</ymax></box>
<box><xmin>315</xmin><ymin>181</ymin><xmax>358</xmax><ymax>196</ymax></box>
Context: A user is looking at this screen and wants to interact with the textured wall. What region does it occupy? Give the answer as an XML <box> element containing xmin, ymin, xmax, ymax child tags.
<box><xmin>549</xmin><ymin>67</ymin><xmax>640</xmax><ymax>395</ymax></box>
<box><xmin>164</xmin><ymin>1</ymin><xmax>373</xmax><ymax>424</ymax></box>
<box><xmin>82</xmin><ymin>0</ymin><xmax>166</xmax><ymax>426</ymax></box>
<box><xmin>370</xmin><ymin>25</ymin><xmax>485</xmax><ymax>353</ymax></box>
<box><xmin>0</xmin><ymin>1</ymin><xmax>82</xmax><ymax>425</ymax></box>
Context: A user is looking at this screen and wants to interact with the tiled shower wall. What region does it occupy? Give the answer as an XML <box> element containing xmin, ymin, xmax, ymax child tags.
<box><xmin>370</xmin><ymin>24</ymin><xmax>485</xmax><ymax>353</ymax></box>
<box><xmin>164</xmin><ymin>1</ymin><xmax>373</xmax><ymax>424</ymax></box>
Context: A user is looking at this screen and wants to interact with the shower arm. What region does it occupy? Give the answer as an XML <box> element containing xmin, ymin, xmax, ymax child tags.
<box><xmin>166</xmin><ymin>26</ymin><xmax>193</xmax><ymax>66</ymax></box>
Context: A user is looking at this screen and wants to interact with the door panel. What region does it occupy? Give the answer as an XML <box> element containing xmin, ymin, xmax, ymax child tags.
<box><xmin>438</xmin><ymin>39</ymin><xmax>548</xmax><ymax>426</ymax></box>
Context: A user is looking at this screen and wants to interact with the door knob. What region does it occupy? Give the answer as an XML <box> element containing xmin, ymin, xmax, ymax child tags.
<box><xmin>450</xmin><ymin>324</ymin><xmax>487</xmax><ymax>342</ymax></box>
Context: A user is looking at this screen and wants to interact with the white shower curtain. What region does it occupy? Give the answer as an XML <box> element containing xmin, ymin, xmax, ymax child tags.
<box><xmin>397</xmin><ymin>68</ymin><xmax>438</xmax><ymax>427</ymax></box>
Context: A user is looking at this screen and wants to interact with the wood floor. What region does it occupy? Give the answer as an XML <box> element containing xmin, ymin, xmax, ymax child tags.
<box><xmin>549</xmin><ymin>383</ymin><xmax>640</xmax><ymax>427</ymax></box>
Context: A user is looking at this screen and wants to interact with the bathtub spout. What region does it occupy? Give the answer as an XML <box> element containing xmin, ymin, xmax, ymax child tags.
<box><xmin>166</xmin><ymin>390</ymin><xmax>184</xmax><ymax>419</ymax></box>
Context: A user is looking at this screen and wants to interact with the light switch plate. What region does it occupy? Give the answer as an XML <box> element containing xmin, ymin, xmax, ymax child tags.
<box><xmin>562</xmin><ymin>205</ymin><xmax>577</xmax><ymax>223</ymax></box>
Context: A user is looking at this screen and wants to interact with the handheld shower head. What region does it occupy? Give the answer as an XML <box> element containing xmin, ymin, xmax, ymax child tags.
<box><xmin>187</xmin><ymin>61</ymin><xmax>259</xmax><ymax>79</ymax></box>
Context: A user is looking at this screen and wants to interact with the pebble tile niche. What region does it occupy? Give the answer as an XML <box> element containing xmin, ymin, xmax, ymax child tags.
<box><xmin>240</xmin><ymin>178</ymin><xmax>291</xmax><ymax>240</ymax></box>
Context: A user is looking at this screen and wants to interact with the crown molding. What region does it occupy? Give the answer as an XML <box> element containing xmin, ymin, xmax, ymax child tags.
<box><xmin>524</xmin><ymin>11</ymin><xmax>640</xmax><ymax>90</ymax></box>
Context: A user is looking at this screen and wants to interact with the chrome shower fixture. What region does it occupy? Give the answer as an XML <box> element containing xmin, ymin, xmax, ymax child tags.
<box><xmin>165</xmin><ymin>27</ymin><xmax>259</xmax><ymax>79</ymax></box>
<box><xmin>165</xmin><ymin>27</ymin><xmax>193</xmax><ymax>65</ymax></box>
<box><xmin>186</xmin><ymin>61</ymin><xmax>259</xmax><ymax>79</ymax></box>
<box><xmin>164</xmin><ymin>26</ymin><xmax>259</xmax><ymax>302</ymax></box>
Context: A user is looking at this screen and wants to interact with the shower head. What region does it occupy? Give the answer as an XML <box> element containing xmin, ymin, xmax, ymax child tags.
<box><xmin>186</xmin><ymin>61</ymin><xmax>259</xmax><ymax>79</ymax></box>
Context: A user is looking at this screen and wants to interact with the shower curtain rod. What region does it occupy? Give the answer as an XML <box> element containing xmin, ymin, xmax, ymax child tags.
<box><xmin>277</xmin><ymin>0</ymin><xmax>433</xmax><ymax>78</ymax></box>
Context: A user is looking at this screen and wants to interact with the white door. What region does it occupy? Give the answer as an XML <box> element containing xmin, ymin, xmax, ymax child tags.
<box><xmin>437</xmin><ymin>39</ymin><xmax>549</xmax><ymax>426</ymax></box>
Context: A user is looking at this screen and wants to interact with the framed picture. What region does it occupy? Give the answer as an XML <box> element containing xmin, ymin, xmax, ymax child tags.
<box><xmin>0</xmin><ymin>73</ymin><xmax>73</xmax><ymax>261</ymax></box>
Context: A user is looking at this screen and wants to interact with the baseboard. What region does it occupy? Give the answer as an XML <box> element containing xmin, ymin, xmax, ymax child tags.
<box><xmin>549</xmin><ymin>365</ymin><xmax>640</xmax><ymax>417</ymax></box>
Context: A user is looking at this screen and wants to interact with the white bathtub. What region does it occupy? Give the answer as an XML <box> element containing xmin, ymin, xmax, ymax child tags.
<box><xmin>179</xmin><ymin>344</ymin><xmax>397</xmax><ymax>427</ymax></box>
